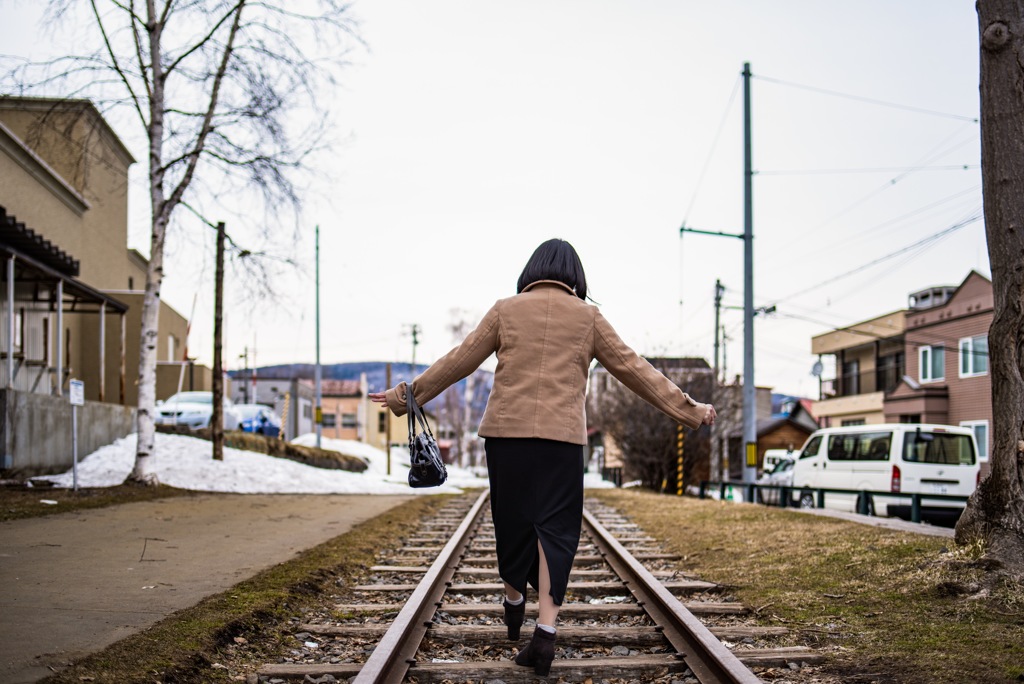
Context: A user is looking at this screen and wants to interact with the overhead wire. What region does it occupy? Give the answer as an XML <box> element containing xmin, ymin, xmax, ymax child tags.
<box><xmin>680</xmin><ymin>74</ymin><xmax>742</xmax><ymax>226</ymax></box>
<box><xmin>764</xmin><ymin>211</ymin><xmax>983</xmax><ymax>308</ymax></box>
<box><xmin>752</xmin><ymin>74</ymin><xmax>979</xmax><ymax>123</ymax></box>
<box><xmin>755</xmin><ymin>164</ymin><xmax>978</xmax><ymax>176</ymax></box>
<box><xmin>769</xmin><ymin>124</ymin><xmax>980</xmax><ymax>254</ymax></box>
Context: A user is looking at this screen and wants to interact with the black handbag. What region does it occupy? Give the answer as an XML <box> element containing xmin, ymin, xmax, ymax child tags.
<box><xmin>406</xmin><ymin>390</ymin><xmax>447</xmax><ymax>488</ymax></box>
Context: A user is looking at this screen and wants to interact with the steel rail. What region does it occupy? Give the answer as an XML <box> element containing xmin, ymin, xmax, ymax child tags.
<box><xmin>582</xmin><ymin>507</ymin><xmax>763</xmax><ymax>684</ymax></box>
<box><xmin>353</xmin><ymin>490</ymin><xmax>489</xmax><ymax>684</ymax></box>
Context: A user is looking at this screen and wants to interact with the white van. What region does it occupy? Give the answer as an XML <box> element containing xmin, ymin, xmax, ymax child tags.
<box><xmin>790</xmin><ymin>423</ymin><xmax>979</xmax><ymax>517</ymax></box>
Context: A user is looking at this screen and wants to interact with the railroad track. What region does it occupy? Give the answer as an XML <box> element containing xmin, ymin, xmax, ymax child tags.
<box><xmin>256</xmin><ymin>491</ymin><xmax>820</xmax><ymax>682</ymax></box>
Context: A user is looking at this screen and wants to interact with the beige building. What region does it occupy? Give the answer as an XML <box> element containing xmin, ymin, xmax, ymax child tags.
<box><xmin>315</xmin><ymin>378</ymin><xmax>366</xmax><ymax>441</ymax></box>
<box><xmin>0</xmin><ymin>96</ymin><xmax>200</xmax><ymax>406</ymax></box>
<box><xmin>811</xmin><ymin>310</ymin><xmax>907</xmax><ymax>426</ymax></box>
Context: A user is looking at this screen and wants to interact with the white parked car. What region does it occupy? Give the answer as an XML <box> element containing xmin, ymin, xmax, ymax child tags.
<box><xmin>790</xmin><ymin>423</ymin><xmax>979</xmax><ymax>517</ymax></box>
<box><xmin>155</xmin><ymin>391</ymin><xmax>241</xmax><ymax>431</ymax></box>
<box><xmin>756</xmin><ymin>457</ymin><xmax>794</xmax><ymax>505</ymax></box>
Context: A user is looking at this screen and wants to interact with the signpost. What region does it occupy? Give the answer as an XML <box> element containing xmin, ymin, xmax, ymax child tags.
<box><xmin>69</xmin><ymin>379</ymin><xmax>84</xmax><ymax>492</ymax></box>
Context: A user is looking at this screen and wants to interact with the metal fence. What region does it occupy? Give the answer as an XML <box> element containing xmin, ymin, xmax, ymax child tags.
<box><xmin>698</xmin><ymin>480</ymin><xmax>969</xmax><ymax>524</ymax></box>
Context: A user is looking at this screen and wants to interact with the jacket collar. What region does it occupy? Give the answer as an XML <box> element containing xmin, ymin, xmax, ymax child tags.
<box><xmin>522</xmin><ymin>280</ymin><xmax>577</xmax><ymax>296</ymax></box>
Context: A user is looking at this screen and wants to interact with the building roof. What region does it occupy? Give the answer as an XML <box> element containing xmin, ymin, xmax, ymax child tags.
<box><xmin>318</xmin><ymin>379</ymin><xmax>362</xmax><ymax>397</ymax></box>
<box><xmin>0</xmin><ymin>205</ymin><xmax>79</xmax><ymax>276</ymax></box>
<box><xmin>594</xmin><ymin>356</ymin><xmax>712</xmax><ymax>372</ymax></box>
<box><xmin>811</xmin><ymin>309</ymin><xmax>907</xmax><ymax>355</ymax></box>
<box><xmin>0</xmin><ymin>205</ymin><xmax>127</xmax><ymax>313</ymax></box>
<box><xmin>0</xmin><ymin>96</ymin><xmax>136</xmax><ymax>167</ymax></box>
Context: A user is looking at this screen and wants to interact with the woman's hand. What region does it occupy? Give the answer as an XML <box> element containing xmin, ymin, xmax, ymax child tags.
<box><xmin>702</xmin><ymin>404</ymin><xmax>717</xmax><ymax>426</ymax></box>
<box><xmin>369</xmin><ymin>391</ymin><xmax>387</xmax><ymax>405</ymax></box>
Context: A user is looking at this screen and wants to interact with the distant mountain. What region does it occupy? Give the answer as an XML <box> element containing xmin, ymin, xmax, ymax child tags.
<box><xmin>245</xmin><ymin>361</ymin><xmax>430</xmax><ymax>392</ymax></box>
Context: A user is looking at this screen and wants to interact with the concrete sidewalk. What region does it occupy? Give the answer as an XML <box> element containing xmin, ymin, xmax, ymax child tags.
<box><xmin>0</xmin><ymin>493</ymin><xmax>411</xmax><ymax>684</ymax></box>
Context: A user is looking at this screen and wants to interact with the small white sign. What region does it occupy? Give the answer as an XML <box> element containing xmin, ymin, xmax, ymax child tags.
<box><xmin>69</xmin><ymin>379</ymin><xmax>85</xmax><ymax>406</ymax></box>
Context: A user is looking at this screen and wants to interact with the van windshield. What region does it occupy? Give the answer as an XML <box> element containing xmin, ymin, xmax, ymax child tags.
<box><xmin>902</xmin><ymin>432</ymin><xmax>976</xmax><ymax>465</ymax></box>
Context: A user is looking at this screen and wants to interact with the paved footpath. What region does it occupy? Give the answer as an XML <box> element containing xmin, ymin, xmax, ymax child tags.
<box><xmin>0</xmin><ymin>493</ymin><xmax>411</xmax><ymax>684</ymax></box>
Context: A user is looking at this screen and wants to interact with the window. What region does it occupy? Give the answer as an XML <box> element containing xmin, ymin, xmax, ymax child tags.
<box><xmin>841</xmin><ymin>359</ymin><xmax>860</xmax><ymax>395</ymax></box>
<box><xmin>919</xmin><ymin>345</ymin><xmax>944</xmax><ymax>382</ymax></box>
<box><xmin>959</xmin><ymin>335</ymin><xmax>988</xmax><ymax>377</ymax></box>
<box><xmin>960</xmin><ymin>420</ymin><xmax>989</xmax><ymax>461</ymax></box>
<box><xmin>841</xmin><ymin>419</ymin><xmax>866</xmax><ymax>427</ymax></box>
<box><xmin>341</xmin><ymin>413</ymin><xmax>358</xmax><ymax>428</ymax></box>
<box><xmin>378</xmin><ymin>412</ymin><xmax>387</xmax><ymax>433</ymax></box>
<box><xmin>827</xmin><ymin>432</ymin><xmax>892</xmax><ymax>461</ymax></box>
<box><xmin>798</xmin><ymin>436</ymin><xmax>822</xmax><ymax>460</ymax></box>
<box><xmin>903</xmin><ymin>431</ymin><xmax>975</xmax><ymax>465</ymax></box>
<box><xmin>13</xmin><ymin>308</ymin><xmax>25</xmax><ymax>351</ymax></box>
<box><xmin>899</xmin><ymin>414</ymin><xmax>921</xmax><ymax>424</ymax></box>
<box><xmin>322</xmin><ymin>413</ymin><xmax>337</xmax><ymax>428</ymax></box>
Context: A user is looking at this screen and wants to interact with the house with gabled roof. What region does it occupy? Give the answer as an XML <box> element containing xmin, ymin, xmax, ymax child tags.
<box><xmin>810</xmin><ymin>271</ymin><xmax>992</xmax><ymax>467</ymax></box>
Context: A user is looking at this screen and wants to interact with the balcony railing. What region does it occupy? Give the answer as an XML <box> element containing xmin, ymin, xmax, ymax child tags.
<box><xmin>820</xmin><ymin>364</ymin><xmax>904</xmax><ymax>400</ymax></box>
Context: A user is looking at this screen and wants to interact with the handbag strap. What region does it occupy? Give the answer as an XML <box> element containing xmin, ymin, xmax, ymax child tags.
<box><xmin>406</xmin><ymin>387</ymin><xmax>434</xmax><ymax>443</ymax></box>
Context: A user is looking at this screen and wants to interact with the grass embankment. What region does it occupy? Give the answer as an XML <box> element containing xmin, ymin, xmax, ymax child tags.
<box><xmin>37</xmin><ymin>493</ymin><xmax>451</xmax><ymax>684</ymax></box>
<box><xmin>592</xmin><ymin>489</ymin><xmax>1024</xmax><ymax>684</ymax></box>
<box><xmin>0</xmin><ymin>482</ymin><xmax>194</xmax><ymax>522</ymax></box>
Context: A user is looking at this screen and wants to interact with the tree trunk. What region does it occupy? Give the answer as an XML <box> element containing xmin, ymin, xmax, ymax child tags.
<box><xmin>955</xmin><ymin>0</ymin><xmax>1024</xmax><ymax>575</ymax></box>
<box><xmin>129</xmin><ymin>213</ymin><xmax>166</xmax><ymax>484</ymax></box>
<box><xmin>130</xmin><ymin>6</ymin><xmax>167</xmax><ymax>485</ymax></box>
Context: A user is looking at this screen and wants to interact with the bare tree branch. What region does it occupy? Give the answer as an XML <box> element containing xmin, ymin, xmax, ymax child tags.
<box><xmin>89</xmin><ymin>0</ymin><xmax>147</xmax><ymax>126</ymax></box>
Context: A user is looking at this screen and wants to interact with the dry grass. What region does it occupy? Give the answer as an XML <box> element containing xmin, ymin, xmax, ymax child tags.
<box><xmin>592</xmin><ymin>489</ymin><xmax>1024</xmax><ymax>683</ymax></box>
<box><xmin>0</xmin><ymin>481</ymin><xmax>194</xmax><ymax>521</ymax></box>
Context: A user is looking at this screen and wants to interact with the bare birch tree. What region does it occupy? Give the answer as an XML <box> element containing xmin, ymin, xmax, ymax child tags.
<box><xmin>5</xmin><ymin>1</ymin><xmax>356</xmax><ymax>483</ymax></box>
<box><xmin>955</xmin><ymin>0</ymin><xmax>1024</xmax><ymax>575</ymax></box>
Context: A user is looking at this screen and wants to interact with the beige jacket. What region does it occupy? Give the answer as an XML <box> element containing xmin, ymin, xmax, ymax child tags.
<box><xmin>385</xmin><ymin>280</ymin><xmax>710</xmax><ymax>445</ymax></box>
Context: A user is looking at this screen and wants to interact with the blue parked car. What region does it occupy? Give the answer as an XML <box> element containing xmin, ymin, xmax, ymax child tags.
<box><xmin>235</xmin><ymin>404</ymin><xmax>282</xmax><ymax>437</ymax></box>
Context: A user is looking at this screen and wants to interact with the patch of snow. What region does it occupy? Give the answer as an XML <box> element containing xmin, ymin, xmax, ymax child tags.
<box><xmin>34</xmin><ymin>432</ymin><xmax>616</xmax><ymax>493</ymax></box>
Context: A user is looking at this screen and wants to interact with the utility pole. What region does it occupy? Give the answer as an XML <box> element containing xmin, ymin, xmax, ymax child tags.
<box><xmin>741</xmin><ymin>61</ymin><xmax>757</xmax><ymax>484</ymax></box>
<box><xmin>712</xmin><ymin>279</ymin><xmax>724</xmax><ymax>483</ymax></box>
<box><xmin>212</xmin><ymin>221</ymin><xmax>225</xmax><ymax>461</ymax></box>
<box><xmin>713</xmin><ymin>280</ymin><xmax>724</xmax><ymax>385</ymax></box>
<box><xmin>385</xmin><ymin>362</ymin><xmax>392</xmax><ymax>475</ymax></box>
<box><xmin>408</xmin><ymin>323</ymin><xmax>421</xmax><ymax>380</ymax></box>
<box><xmin>239</xmin><ymin>346</ymin><xmax>249</xmax><ymax>404</ymax></box>
<box><xmin>314</xmin><ymin>225</ymin><xmax>322</xmax><ymax>449</ymax></box>
<box><xmin>679</xmin><ymin>62</ymin><xmax>757</xmax><ymax>484</ymax></box>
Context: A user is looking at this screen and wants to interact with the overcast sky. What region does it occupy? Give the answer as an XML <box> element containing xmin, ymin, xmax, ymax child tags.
<box><xmin>2</xmin><ymin>1</ymin><xmax>985</xmax><ymax>399</ymax></box>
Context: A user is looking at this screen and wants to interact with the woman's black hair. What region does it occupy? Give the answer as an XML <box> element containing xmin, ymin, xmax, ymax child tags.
<box><xmin>516</xmin><ymin>238</ymin><xmax>588</xmax><ymax>300</ymax></box>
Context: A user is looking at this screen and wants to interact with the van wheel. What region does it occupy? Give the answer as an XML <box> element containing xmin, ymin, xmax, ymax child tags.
<box><xmin>799</xmin><ymin>491</ymin><xmax>815</xmax><ymax>509</ymax></box>
<box><xmin>856</xmin><ymin>493</ymin><xmax>876</xmax><ymax>516</ymax></box>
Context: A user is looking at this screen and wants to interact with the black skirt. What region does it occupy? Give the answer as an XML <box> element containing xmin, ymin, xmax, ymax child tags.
<box><xmin>484</xmin><ymin>437</ymin><xmax>584</xmax><ymax>606</ymax></box>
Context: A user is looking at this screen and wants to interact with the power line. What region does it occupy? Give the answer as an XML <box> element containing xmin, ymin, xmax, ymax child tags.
<box><xmin>753</xmin><ymin>74</ymin><xmax>979</xmax><ymax>123</ymax></box>
<box><xmin>766</xmin><ymin>188</ymin><xmax>981</xmax><ymax>278</ymax></box>
<box><xmin>766</xmin><ymin>212</ymin><xmax>983</xmax><ymax>307</ymax></box>
<box><xmin>755</xmin><ymin>164</ymin><xmax>978</xmax><ymax>176</ymax></box>
<box><xmin>771</xmin><ymin>125</ymin><xmax>980</xmax><ymax>253</ymax></box>
<box><xmin>776</xmin><ymin>310</ymin><xmax>988</xmax><ymax>356</ymax></box>
<box><xmin>681</xmin><ymin>75</ymin><xmax>741</xmax><ymax>225</ymax></box>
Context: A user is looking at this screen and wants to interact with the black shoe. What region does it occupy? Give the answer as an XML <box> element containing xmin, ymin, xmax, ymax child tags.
<box><xmin>503</xmin><ymin>598</ymin><xmax>526</xmax><ymax>640</ymax></box>
<box><xmin>514</xmin><ymin>626</ymin><xmax>556</xmax><ymax>676</ymax></box>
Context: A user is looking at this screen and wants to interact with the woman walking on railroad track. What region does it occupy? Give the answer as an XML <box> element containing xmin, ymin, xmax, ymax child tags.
<box><xmin>370</xmin><ymin>238</ymin><xmax>716</xmax><ymax>676</ymax></box>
